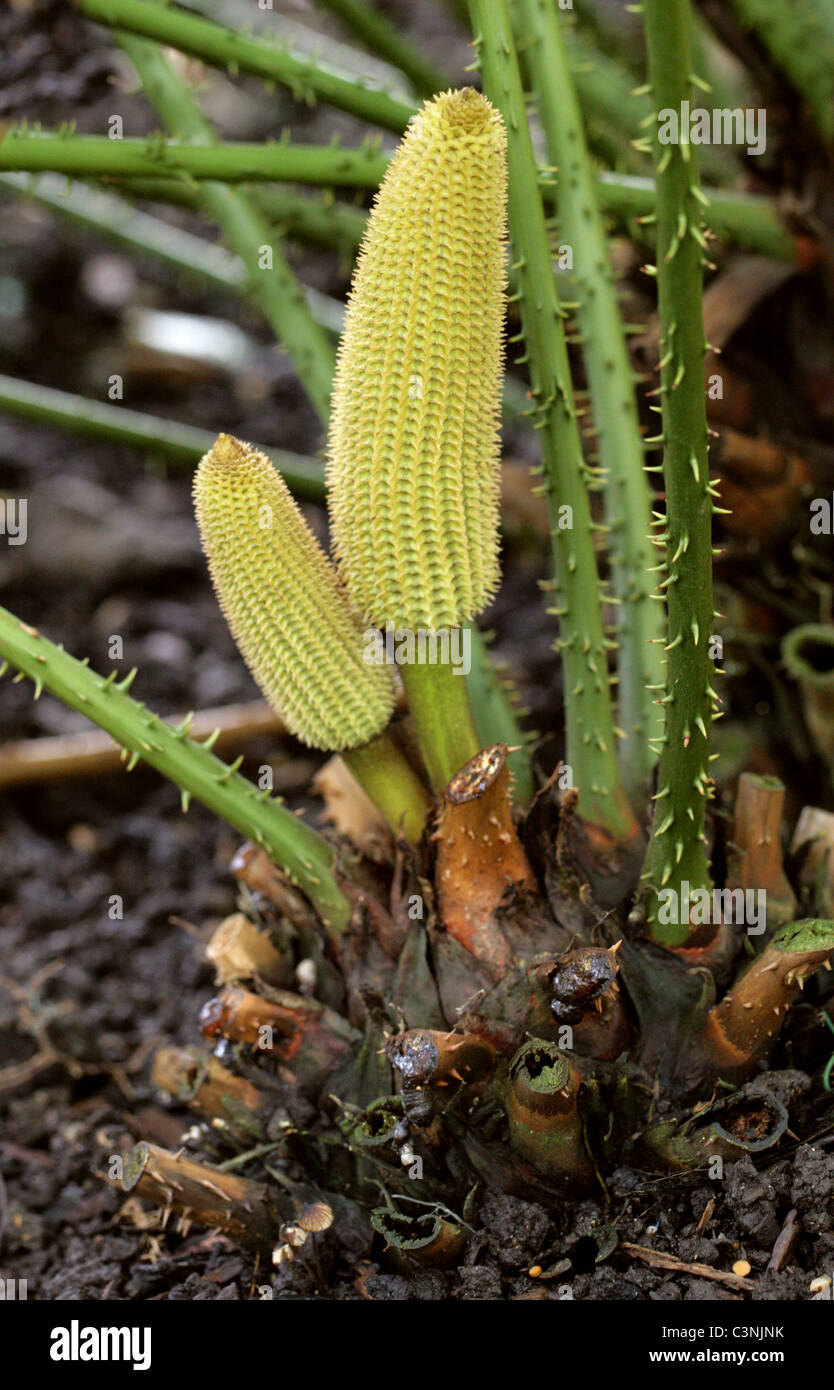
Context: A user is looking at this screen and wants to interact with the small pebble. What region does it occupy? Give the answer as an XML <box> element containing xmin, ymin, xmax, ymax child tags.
<box><xmin>67</xmin><ymin>823</ymin><xmax>98</xmax><ymax>854</ymax></box>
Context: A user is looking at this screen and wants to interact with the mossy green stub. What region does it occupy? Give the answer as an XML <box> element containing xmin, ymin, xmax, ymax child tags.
<box><xmin>773</xmin><ymin>918</ymin><xmax>834</xmax><ymax>954</ymax></box>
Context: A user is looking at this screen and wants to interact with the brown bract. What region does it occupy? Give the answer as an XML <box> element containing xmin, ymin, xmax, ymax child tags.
<box><xmin>690</xmin><ymin>927</ymin><xmax>834</xmax><ymax>1086</ymax></box>
<box><xmin>200</xmin><ymin>985</ymin><xmax>358</xmax><ymax>1089</ymax></box>
<box><xmin>726</xmin><ymin>772</ymin><xmax>797</xmax><ymax>929</ymax></box>
<box><xmin>435</xmin><ymin>744</ymin><xmax>537</xmax><ymax>979</ymax></box>
<box><xmin>121</xmin><ymin>1142</ymin><xmax>283</xmax><ymax>1252</ymax></box>
<box><xmin>387</xmin><ymin>1027</ymin><xmax>496</xmax><ymax>1087</ymax></box>
<box><xmin>151</xmin><ymin>1046</ymin><xmax>266</xmax><ymax>1137</ymax></box>
<box><xmin>504</xmin><ymin>1039</ymin><xmax>594</xmax><ymax>1189</ymax></box>
<box><xmin>206</xmin><ymin>912</ymin><xmax>287</xmax><ymax>985</ymax></box>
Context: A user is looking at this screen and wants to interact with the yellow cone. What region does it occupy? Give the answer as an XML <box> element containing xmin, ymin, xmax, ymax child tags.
<box><xmin>328</xmin><ymin>88</ymin><xmax>508</xmax><ymax>631</ymax></box>
<box><xmin>194</xmin><ymin>434</ymin><xmax>395</xmax><ymax>751</ymax></box>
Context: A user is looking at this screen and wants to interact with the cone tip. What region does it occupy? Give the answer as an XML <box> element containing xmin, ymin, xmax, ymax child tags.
<box><xmin>421</xmin><ymin>86</ymin><xmax>504</xmax><ymax>140</ymax></box>
<box><xmin>202</xmin><ymin>432</ymin><xmax>250</xmax><ymax>473</ymax></box>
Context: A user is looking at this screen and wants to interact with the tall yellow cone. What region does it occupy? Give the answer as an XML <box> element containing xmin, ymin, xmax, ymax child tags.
<box><xmin>327</xmin><ymin>88</ymin><xmax>508</xmax><ymax>632</ymax></box>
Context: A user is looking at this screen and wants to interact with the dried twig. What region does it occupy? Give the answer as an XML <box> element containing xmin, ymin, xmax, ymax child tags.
<box><xmin>0</xmin><ymin>700</ymin><xmax>286</xmax><ymax>789</ymax></box>
<box><xmin>621</xmin><ymin>1241</ymin><xmax>753</xmax><ymax>1293</ymax></box>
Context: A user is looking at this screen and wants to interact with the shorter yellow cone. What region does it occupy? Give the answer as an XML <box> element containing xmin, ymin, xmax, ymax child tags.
<box><xmin>194</xmin><ymin>434</ymin><xmax>395</xmax><ymax>752</ymax></box>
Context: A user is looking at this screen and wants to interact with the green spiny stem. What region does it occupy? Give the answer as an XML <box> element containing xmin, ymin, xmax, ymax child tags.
<box><xmin>312</xmin><ymin>0</ymin><xmax>449</xmax><ymax>98</ymax></box>
<box><xmin>514</xmin><ymin>0</ymin><xmax>663</xmax><ymax>809</ymax></box>
<box><xmin>639</xmin><ymin>0</ymin><xmax>715</xmax><ymax>945</ymax></box>
<box><xmin>0</xmin><ymin>603</ymin><xmax>351</xmax><ymax>935</ymax></box>
<box><xmin>0</xmin><ymin>130</ymin><xmax>391</xmax><ymax>187</ymax></box>
<box><xmin>574</xmin><ymin>14</ymin><xmax>733</xmax><ymax>185</ymax></box>
<box><xmin>0</xmin><ymin>374</ymin><xmax>324</xmax><ymax>499</ymax></box>
<box><xmin>0</xmin><ymin>370</ymin><xmax>524</xmax><ymax>500</ymax></box>
<box><xmin>595</xmin><ymin>172</ymin><xmax>808</xmax><ymax>265</ymax></box>
<box><xmin>0</xmin><ymin>131</ymin><xmax>800</xmax><ymax>262</ymax></box>
<box><xmin>345</xmin><ymin>731</ymin><xmax>431</xmax><ymax>842</ymax></box>
<box><xmin>400</xmin><ymin>657</ymin><xmax>481</xmax><ymax>796</ymax></box>
<box><xmin>119</xmin><ymin>36</ymin><xmax>336</xmax><ymax>425</ymax></box>
<box><xmin>468</xmin><ymin>0</ymin><xmax>637</xmax><ymax>844</ymax></box>
<box><xmin>76</xmin><ymin>0</ymin><xmax>417</xmax><ymax>133</ymax></box>
<box><xmin>1</xmin><ymin>177</ymin><xmax>529</xmax><ymax>423</ymax></box>
<box><xmin>0</xmin><ymin>364</ymin><xmax>519</xmax><ymax>503</ymax></box>
<box><xmin>149</xmin><ymin>159</ymin><xmax>811</xmax><ymax>267</ymax></box>
<box><xmin>0</xmin><ymin>173</ymin><xmax>344</xmax><ymax>338</ymax></box>
<box><xmin>465</xmin><ymin>627</ymin><xmax>535</xmax><ymax>805</ymax></box>
<box><xmin>726</xmin><ymin>0</ymin><xmax>834</xmax><ymax>143</ymax></box>
<box><xmin>544</xmin><ymin>19</ymin><xmax>731</xmax><ymax>184</ymax></box>
<box><xmin>640</xmin><ymin>14</ymin><xmax>738</xmax><ymax>183</ymax></box>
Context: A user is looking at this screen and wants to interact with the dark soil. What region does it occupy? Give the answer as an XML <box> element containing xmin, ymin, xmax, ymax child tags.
<box><xmin>1</xmin><ymin>0</ymin><xmax>834</xmax><ymax>1302</ymax></box>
